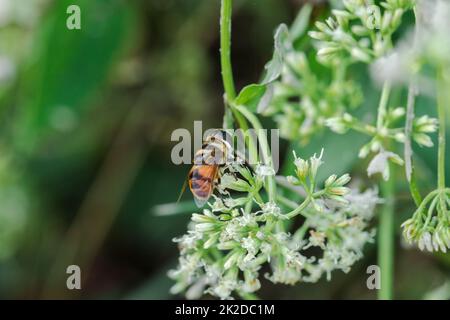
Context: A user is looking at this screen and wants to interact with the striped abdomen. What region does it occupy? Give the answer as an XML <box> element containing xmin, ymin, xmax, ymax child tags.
<box><xmin>188</xmin><ymin>165</ymin><xmax>218</xmax><ymax>206</ymax></box>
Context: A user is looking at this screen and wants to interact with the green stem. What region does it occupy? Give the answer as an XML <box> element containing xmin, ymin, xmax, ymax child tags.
<box><xmin>285</xmin><ymin>197</ymin><xmax>311</xmax><ymax>219</ymax></box>
<box><xmin>293</xmin><ymin>220</ymin><xmax>310</xmax><ymax>243</ymax></box>
<box><xmin>220</xmin><ymin>0</ymin><xmax>236</xmax><ymax>102</ymax></box>
<box><xmin>376</xmin><ymin>81</ymin><xmax>391</xmax><ymax>130</ymax></box>
<box><xmin>408</xmin><ymin>171</ymin><xmax>423</xmax><ymax>207</ymax></box>
<box><xmin>234</xmin><ymin>104</ymin><xmax>277</xmax><ymax>202</ymax></box>
<box><xmin>376</xmin><ymin>80</ymin><xmax>394</xmax><ymax>300</ymax></box>
<box><xmin>219</xmin><ymin>0</ymin><xmax>256</xmax><ymax>162</ymax></box>
<box><xmin>276</xmin><ymin>194</ymin><xmax>299</xmax><ymax>210</ymax></box>
<box><xmin>437</xmin><ymin>70</ymin><xmax>447</xmax><ymax>190</ymax></box>
<box><xmin>378</xmin><ymin>163</ymin><xmax>395</xmax><ymax>300</ymax></box>
<box><xmin>404</xmin><ymin>6</ymin><xmax>422</xmax><ymax>207</ymax></box>
<box><xmin>436</xmin><ymin>69</ymin><xmax>448</xmax><ymax>227</ymax></box>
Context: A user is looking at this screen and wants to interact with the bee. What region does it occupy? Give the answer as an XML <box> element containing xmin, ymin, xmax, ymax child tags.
<box><xmin>178</xmin><ymin>130</ymin><xmax>236</xmax><ymax>207</ymax></box>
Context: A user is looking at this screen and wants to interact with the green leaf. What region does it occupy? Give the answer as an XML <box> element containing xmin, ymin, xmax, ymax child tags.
<box><xmin>256</xmin><ymin>83</ymin><xmax>275</xmax><ymax>113</ymax></box>
<box><xmin>235</xmin><ymin>84</ymin><xmax>266</xmax><ymax>106</ymax></box>
<box><xmin>236</xmin><ymin>24</ymin><xmax>290</xmax><ymax>112</ymax></box>
<box><xmin>261</xmin><ymin>23</ymin><xmax>289</xmax><ymax>84</ymax></box>
<box><xmin>235</xmin><ymin>84</ymin><xmax>266</xmax><ymax>111</ymax></box>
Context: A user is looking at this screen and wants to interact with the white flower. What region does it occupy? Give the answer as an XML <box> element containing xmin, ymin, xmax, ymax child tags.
<box><xmin>302</xmin><ymin>264</ymin><xmax>323</xmax><ymax>283</ymax></box>
<box><xmin>220</xmin><ymin>220</ymin><xmax>240</xmax><ymax>242</ymax></box>
<box><xmin>292</xmin><ymin>151</ymin><xmax>309</xmax><ymax>179</ymax></box>
<box><xmin>367</xmin><ymin>150</ymin><xmax>403</xmax><ymax>180</ymax></box>
<box><xmin>266</xmin><ymin>266</ymin><xmax>301</xmax><ymax>285</ymax></box>
<box><xmin>305</xmin><ymin>230</ymin><xmax>326</xmax><ymax>249</ymax></box>
<box><xmin>210</xmin><ymin>197</ymin><xmax>227</xmax><ymax>212</ymax></box>
<box><xmin>241</xmin><ymin>270</ymin><xmax>261</xmax><ymax>293</ymax></box>
<box><xmin>236</xmin><ymin>210</ymin><xmax>258</xmax><ymax>227</ymax></box>
<box><xmin>241</xmin><ymin>237</ymin><xmax>258</xmax><ymax>257</ymax></box>
<box><xmin>344</xmin><ymin>187</ymin><xmax>381</xmax><ymax>220</ymax></box>
<box><xmin>260</xmin><ymin>242</ymin><xmax>272</xmax><ymax>255</ymax></box>
<box><xmin>185</xmin><ymin>277</ymin><xmax>207</xmax><ymax>300</ymax></box>
<box><xmin>222</xmin><ymin>197</ymin><xmax>247</xmax><ymax>209</ymax></box>
<box><xmin>204</xmin><ymin>263</ymin><xmax>222</xmax><ymax>283</ymax></box>
<box><xmin>255</xmin><ymin>164</ymin><xmax>275</xmax><ymax>178</ymax></box>
<box><xmin>325</xmin><ymin>117</ymin><xmax>348</xmax><ymax>134</ymax></box>
<box><xmin>318</xmin><ymin>255</ymin><xmax>335</xmax><ymax>281</ymax></box>
<box><xmin>274</xmin><ymin>232</ymin><xmax>290</xmax><ymax>244</ymax></box>
<box><xmin>211</xmin><ymin>279</ymin><xmax>236</xmax><ymax>299</ymax></box>
<box><xmin>418</xmin><ymin>231</ymin><xmax>433</xmax><ymax>252</ymax></box>
<box><xmin>224</xmin><ymin>251</ymin><xmax>243</xmax><ymax>270</ymax></box>
<box><xmin>261</xmin><ymin>201</ymin><xmax>284</xmax><ymax>219</ymax></box>
<box><xmin>309</xmin><ymin>149</ymin><xmax>324</xmax><ymax>179</ymax></box>
<box><xmin>283</xmin><ymin>249</ymin><xmax>306</xmax><ymax>270</ymax></box>
<box><xmin>173</xmin><ymin>231</ymin><xmax>201</xmax><ymax>253</ymax></box>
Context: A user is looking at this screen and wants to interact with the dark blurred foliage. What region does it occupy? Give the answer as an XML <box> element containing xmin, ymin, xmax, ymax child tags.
<box><xmin>0</xmin><ymin>0</ymin><xmax>447</xmax><ymax>299</ymax></box>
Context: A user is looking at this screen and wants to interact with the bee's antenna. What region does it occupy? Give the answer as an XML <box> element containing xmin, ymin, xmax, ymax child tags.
<box><xmin>177</xmin><ymin>179</ymin><xmax>188</xmax><ymax>203</ymax></box>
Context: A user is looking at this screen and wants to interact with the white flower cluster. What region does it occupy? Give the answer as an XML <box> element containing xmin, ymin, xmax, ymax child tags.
<box><xmin>402</xmin><ymin>190</ymin><xmax>450</xmax><ymax>253</ymax></box>
<box><xmin>169</xmin><ymin>151</ymin><xmax>379</xmax><ymax>299</ymax></box>
<box><xmin>263</xmin><ymin>45</ymin><xmax>363</xmax><ymax>144</ymax></box>
<box><xmin>370</xmin><ymin>0</ymin><xmax>450</xmax><ymax>88</ymax></box>
<box><xmin>309</xmin><ymin>0</ymin><xmax>439</xmax><ymax>182</ymax></box>
<box><xmin>309</xmin><ymin>0</ymin><xmax>415</xmax><ymax>64</ymax></box>
<box><xmin>365</xmin><ymin>0</ymin><xmax>450</xmax><ymax>253</ymax></box>
<box><xmin>325</xmin><ymin>106</ymin><xmax>437</xmax><ymax>181</ymax></box>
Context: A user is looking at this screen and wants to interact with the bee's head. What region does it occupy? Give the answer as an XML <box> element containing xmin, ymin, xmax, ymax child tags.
<box><xmin>204</xmin><ymin>129</ymin><xmax>227</xmax><ymax>142</ymax></box>
<box><xmin>200</xmin><ymin>129</ymin><xmax>234</xmax><ymax>165</ymax></box>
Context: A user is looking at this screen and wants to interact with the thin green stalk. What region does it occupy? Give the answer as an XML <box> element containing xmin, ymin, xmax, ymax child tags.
<box><xmin>376</xmin><ymin>81</ymin><xmax>391</xmax><ymax>130</ymax></box>
<box><xmin>404</xmin><ymin>7</ymin><xmax>423</xmax><ymax>207</ymax></box>
<box><xmin>293</xmin><ymin>220</ymin><xmax>310</xmax><ymax>243</ymax></box>
<box><xmin>285</xmin><ymin>197</ymin><xmax>311</xmax><ymax>219</ymax></box>
<box><xmin>276</xmin><ymin>194</ymin><xmax>300</xmax><ymax>210</ymax></box>
<box><xmin>378</xmin><ymin>163</ymin><xmax>395</xmax><ymax>300</ymax></box>
<box><xmin>405</xmin><ymin>84</ymin><xmax>423</xmax><ymax>206</ymax></box>
<box><xmin>436</xmin><ymin>69</ymin><xmax>448</xmax><ymax>228</ymax></box>
<box><xmin>376</xmin><ymin>81</ymin><xmax>394</xmax><ymax>300</ymax></box>
<box><xmin>437</xmin><ymin>70</ymin><xmax>447</xmax><ymax>190</ymax></box>
<box><xmin>234</xmin><ymin>104</ymin><xmax>277</xmax><ymax>202</ymax></box>
<box><xmin>408</xmin><ymin>171</ymin><xmax>423</xmax><ymax>207</ymax></box>
<box><xmin>404</xmin><ymin>78</ymin><xmax>422</xmax><ymax>209</ymax></box>
<box><xmin>220</xmin><ymin>0</ymin><xmax>236</xmax><ymax>101</ymax></box>
<box><xmin>220</xmin><ymin>0</ymin><xmax>242</xmax><ymax>130</ymax></box>
<box><xmin>219</xmin><ymin>0</ymin><xmax>257</xmax><ymax>162</ymax></box>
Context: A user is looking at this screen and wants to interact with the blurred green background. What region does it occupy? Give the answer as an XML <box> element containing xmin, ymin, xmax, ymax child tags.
<box><xmin>0</xmin><ymin>0</ymin><xmax>448</xmax><ymax>299</ymax></box>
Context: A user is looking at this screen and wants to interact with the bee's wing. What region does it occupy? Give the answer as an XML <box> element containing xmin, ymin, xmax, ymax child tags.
<box><xmin>191</xmin><ymin>165</ymin><xmax>217</xmax><ymax>208</ymax></box>
<box><xmin>194</xmin><ymin>196</ymin><xmax>209</xmax><ymax>208</ymax></box>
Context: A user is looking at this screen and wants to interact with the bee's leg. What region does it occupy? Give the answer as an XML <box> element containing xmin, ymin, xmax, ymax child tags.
<box><xmin>236</xmin><ymin>153</ymin><xmax>254</xmax><ymax>173</ymax></box>
<box><xmin>216</xmin><ymin>169</ymin><xmax>232</xmax><ymax>197</ymax></box>
<box><xmin>215</xmin><ymin>175</ymin><xmax>221</xmax><ymax>188</ymax></box>
<box><xmin>223</xmin><ymin>199</ymin><xmax>232</xmax><ymax>209</ymax></box>
<box><xmin>220</xmin><ymin>164</ymin><xmax>239</xmax><ymax>181</ymax></box>
<box><xmin>214</xmin><ymin>174</ymin><xmax>231</xmax><ymax>209</ymax></box>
